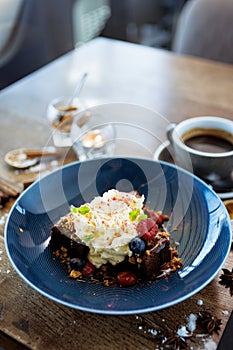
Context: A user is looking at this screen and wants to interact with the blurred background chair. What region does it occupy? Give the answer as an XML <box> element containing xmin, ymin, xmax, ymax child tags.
<box><xmin>0</xmin><ymin>0</ymin><xmax>112</xmax><ymax>89</ymax></box>
<box><xmin>172</xmin><ymin>0</ymin><xmax>233</xmax><ymax>64</ymax></box>
<box><xmin>0</xmin><ymin>0</ymin><xmax>23</xmax><ymax>65</ymax></box>
<box><xmin>102</xmin><ymin>0</ymin><xmax>187</xmax><ymax>49</ymax></box>
<box><xmin>72</xmin><ymin>0</ymin><xmax>111</xmax><ymax>47</ymax></box>
<box><xmin>0</xmin><ymin>0</ymin><xmax>74</xmax><ymax>90</ymax></box>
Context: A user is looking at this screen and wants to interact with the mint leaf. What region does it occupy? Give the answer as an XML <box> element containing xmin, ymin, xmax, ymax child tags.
<box><xmin>129</xmin><ymin>209</ymin><xmax>140</xmax><ymax>221</ymax></box>
<box><xmin>78</xmin><ymin>205</ymin><xmax>90</xmax><ymax>215</ymax></box>
<box><xmin>70</xmin><ymin>205</ymin><xmax>78</xmax><ymax>214</ymax></box>
<box><xmin>71</xmin><ymin>205</ymin><xmax>90</xmax><ymax>215</ymax></box>
<box><xmin>83</xmin><ymin>234</ymin><xmax>94</xmax><ymax>242</ymax></box>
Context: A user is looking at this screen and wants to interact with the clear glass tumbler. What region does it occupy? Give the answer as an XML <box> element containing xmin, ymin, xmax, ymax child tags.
<box><xmin>47</xmin><ymin>96</ymin><xmax>85</xmax><ymax>147</ymax></box>
<box><xmin>70</xmin><ymin>110</ymin><xmax>116</xmax><ymax>161</ymax></box>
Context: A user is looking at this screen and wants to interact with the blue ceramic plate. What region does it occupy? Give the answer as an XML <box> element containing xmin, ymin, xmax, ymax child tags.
<box><xmin>5</xmin><ymin>158</ymin><xmax>231</xmax><ymax>315</ymax></box>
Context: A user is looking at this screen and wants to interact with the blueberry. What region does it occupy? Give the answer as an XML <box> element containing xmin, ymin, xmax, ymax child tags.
<box><xmin>70</xmin><ymin>257</ymin><xmax>85</xmax><ymax>270</ymax></box>
<box><xmin>129</xmin><ymin>237</ymin><xmax>146</xmax><ymax>254</ymax></box>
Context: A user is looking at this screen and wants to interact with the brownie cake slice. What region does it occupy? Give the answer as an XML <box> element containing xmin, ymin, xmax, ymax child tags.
<box><xmin>49</xmin><ymin>189</ymin><xmax>181</xmax><ymax>286</ymax></box>
<box><xmin>50</xmin><ymin>212</ymin><xmax>180</xmax><ymax>284</ymax></box>
<box><xmin>139</xmin><ymin>237</ymin><xmax>173</xmax><ymax>279</ymax></box>
<box><xmin>50</xmin><ymin>213</ymin><xmax>89</xmax><ymax>259</ymax></box>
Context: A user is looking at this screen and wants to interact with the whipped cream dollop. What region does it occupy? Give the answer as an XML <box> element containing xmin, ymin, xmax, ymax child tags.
<box><xmin>71</xmin><ymin>189</ymin><xmax>145</xmax><ymax>267</ymax></box>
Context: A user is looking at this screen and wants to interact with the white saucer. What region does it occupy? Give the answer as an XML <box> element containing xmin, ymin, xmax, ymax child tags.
<box><xmin>153</xmin><ymin>141</ymin><xmax>233</xmax><ymax>200</ymax></box>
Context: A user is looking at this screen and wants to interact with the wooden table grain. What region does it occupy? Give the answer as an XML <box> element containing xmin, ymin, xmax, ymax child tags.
<box><xmin>0</xmin><ymin>38</ymin><xmax>233</xmax><ymax>350</ymax></box>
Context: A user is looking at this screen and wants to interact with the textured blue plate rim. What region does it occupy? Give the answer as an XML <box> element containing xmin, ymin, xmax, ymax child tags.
<box><xmin>4</xmin><ymin>157</ymin><xmax>232</xmax><ymax>315</ymax></box>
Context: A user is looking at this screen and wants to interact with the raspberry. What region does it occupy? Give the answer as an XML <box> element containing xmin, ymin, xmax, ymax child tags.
<box><xmin>117</xmin><ymin>271</ymin><xmax>137</xmax><ymax>287</ymax></box>
<box><xmin>82</xmin><ymin>261</ymin><xmax>96</xmax><ymax>277</ymax></box>
<box><xmin>137</xmin><ymin>218</ymin><xmax>158</xmax><ymax>240</ymax></box>
<box><xmin>137</xmin><ymin>218</ymin><xmax>155</xmax><ymax>235</ymax></box>
<box><xmin>156</xmin><ymin>214</ymin><xmax>169</xmax><ymax>226</ymax></box>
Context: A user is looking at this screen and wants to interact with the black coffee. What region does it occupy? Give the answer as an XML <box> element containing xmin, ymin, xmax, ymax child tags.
<box><xmin>182</xmin><ymin>128</ymin><xmax>233</xmax><ymax>153</ymax></box>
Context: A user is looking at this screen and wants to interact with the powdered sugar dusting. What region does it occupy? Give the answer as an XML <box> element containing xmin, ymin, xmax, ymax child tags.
<box><xmin>203</xmin><ymin>337</ymin><xmax>217</xmax><ymax>350</ymax></box>
<box><xmin>177</xmin><ymin>325</ymin><xmax>190</xmax><ymax>337</ymax></box>
<box><xmin>222</xmin><ymin>310</ymin><xmax>229</xmax><ymax>316</ymax></box>
<box><xmin>187</xmin><ymin>313</ymin><xmax>197</xmax><ymax>332</ymax></box>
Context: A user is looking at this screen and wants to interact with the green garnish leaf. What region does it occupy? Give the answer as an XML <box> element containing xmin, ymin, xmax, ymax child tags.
<box><xmin>71</xmin><ymin>205</ymin><xmax>90</xmax><ymax>215</ymax></box>
<box><xmin>71</xmin><ymin>205</ymin><xmax>78</xmax><ymax>214</ymax></box>
<box><xmin>83</xmin><ymin>234</ymin><xmax>94</xmax><ymax>242</ymax></box>
<box><xmin>78</xmin><ymin>205</ymin><xmax>90</xmax><ymax>215</ymax></box>
<box><xmin>129</xmin><ymin>209</ymin><xmax>140</xmax><ymax>221</ymax></box>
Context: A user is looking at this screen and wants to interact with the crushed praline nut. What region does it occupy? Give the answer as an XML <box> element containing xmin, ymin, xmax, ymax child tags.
<box><xmin>53</xmin><ymin>247</ymin><xmax>70</xmax><ymax>264</ymax></box>
<box><xmin>59</xmin><ymin>213</ymin><xmax>75</xmax><ymax>232</ymax></box>
<box><xmin>128</xmin><ymin>256</ymin><xmax>136</xmax><ymax>264</ymax></box>
<box><xmin>170</xmin><ymin>256</ymin><xmax>182</xmax><ymax>272</ymax></box>
<box><xmin>69</xmin><ymin>270</ymin><xmax>82</xmax><ymax>279</ymax></box>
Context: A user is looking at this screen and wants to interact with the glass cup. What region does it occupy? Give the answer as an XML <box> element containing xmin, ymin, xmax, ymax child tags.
<box><xmin>47</xmin><ymin>96</ymin><xmax>85</xmax><ymax>147</ymax></box>
<box><xmin>70</xmin><ymin>110</ymin><xmax>116</xmax><ymax>161</ymax></box>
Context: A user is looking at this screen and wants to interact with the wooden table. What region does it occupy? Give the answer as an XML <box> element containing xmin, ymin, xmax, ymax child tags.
<box><xmin>0</xmin><ymin>38</ymin><xmax>233</xmax><ymax>350</ymax></box>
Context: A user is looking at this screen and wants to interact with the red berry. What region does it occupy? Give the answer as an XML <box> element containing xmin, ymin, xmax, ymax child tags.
<box><xmin>117</xmin><ymin>271</ymin><xmax>137</xmax><ymax>287</ymax></box>
<box><xmin>141</xmin><ymin>232</ymin><xmax>151</xmax><ymax>240</ymax></box>
<box><xmin>137</xmin><ymin>218</ymin><xmax>158</xmax><ymax>240</ymax></box>
<box><xmin>149</xmin><ymin>223</ymin><xmax>159</xmax><ymax>236</ymax></box>
<box><xmin>137</xmin><ymin>218</ymin><xmax>155</xmax><ymax>235</ymax></box>
<box><xmin>141</xmin><ymin>223</ymin><xmax>158</xmax><ymax>241</ymax></box>
<box><xmin>82</xmin><ymin>261</ymin><xmax>96</xmax><ymax>277</ymax></box>
<box><xmin>156</xmin><ymin>214</ymin><xmax>169</xmax><ymax>226</ymax></box>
